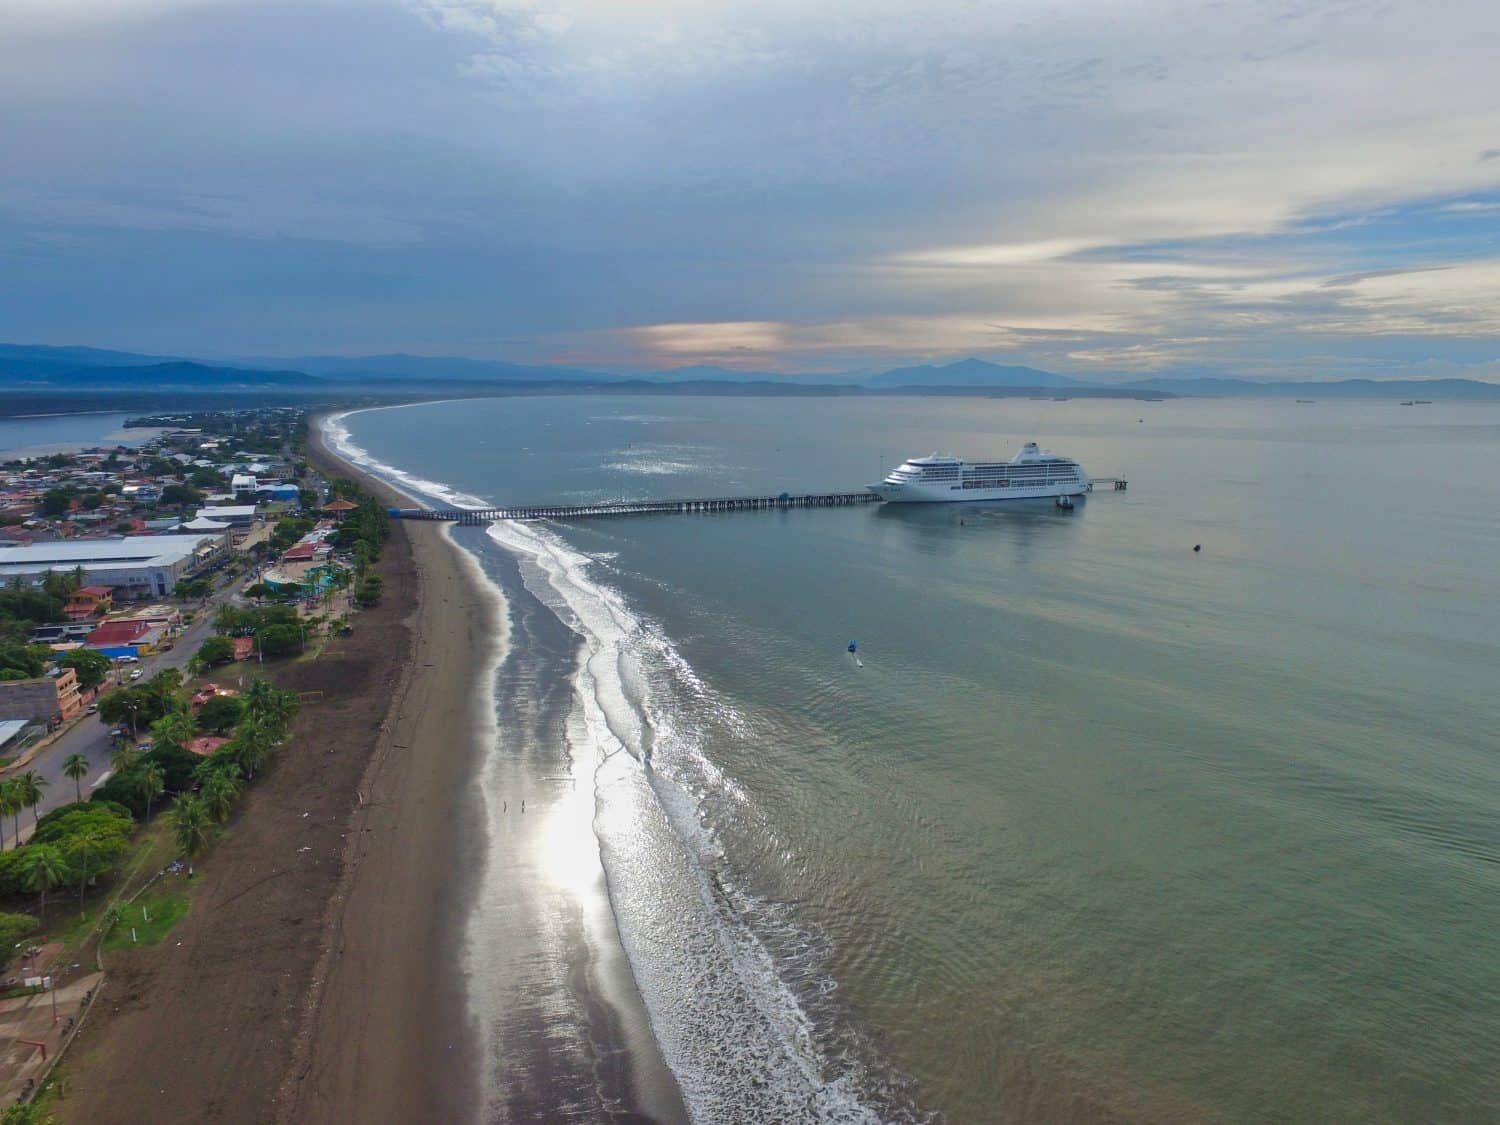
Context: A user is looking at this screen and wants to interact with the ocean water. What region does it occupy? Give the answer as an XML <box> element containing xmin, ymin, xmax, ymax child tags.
<box><xmin>0</xmin><ymin>411</ymin><xmax>160</xmax><ymax>458</ymax></box>
<box><xmin>331</xmin><ymin>395</ymin><xmax>1500</xmax><ymax>1123</ymax></box>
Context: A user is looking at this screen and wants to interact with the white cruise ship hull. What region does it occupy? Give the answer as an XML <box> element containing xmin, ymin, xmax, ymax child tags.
<box><xmin>869</xmin><ymin>441</ymin><xmax>1091</xmax><ymax>503</ymax></box>
<box><xmin>869</xmin><ymin>479</ymin><xmax>1088</xmax><ymax>503</ymax></box>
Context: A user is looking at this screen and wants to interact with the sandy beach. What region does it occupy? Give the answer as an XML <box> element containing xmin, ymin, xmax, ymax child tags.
<box><xmin>301</xmin><ymin>416</ymin><xmax>687</xmax><ymax>1124</ymax></box>
<box><xmin>57</xmin><ymin>414</ymin><xmax>688</xmax><ymax>1123</ymax></box>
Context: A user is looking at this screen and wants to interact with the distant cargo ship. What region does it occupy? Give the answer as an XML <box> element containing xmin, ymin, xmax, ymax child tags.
<box><xmin>870</xmin><ymin>442</ymin><xmax>1089</xmax><ymax>503</ymax></box>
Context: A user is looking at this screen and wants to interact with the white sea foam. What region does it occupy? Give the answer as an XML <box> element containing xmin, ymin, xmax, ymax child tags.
<box><xmin>487</xmin><ymin>515</ymin><xmax>889</xmax><ymax>1123</ymax></box>
<box><xmin>322</xmin><ymin>407</ymin><xmax>492</xmax><ymax>510</ymax></box>
<box><xmin>325</xmin><ymin>405</ymin><xmax>890</xmax><ymax>1122</ymax></box>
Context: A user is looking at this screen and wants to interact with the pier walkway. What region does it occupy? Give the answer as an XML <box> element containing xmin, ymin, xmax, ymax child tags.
<box><xmin>388</xmin><ymin>479</ymin><xmax>1125</xmax><ymax>524</ymax></box>
<box><xmin>390</xmin><ymin>491</ymin><xmax>880</xmax><ymax>523</ymax></box>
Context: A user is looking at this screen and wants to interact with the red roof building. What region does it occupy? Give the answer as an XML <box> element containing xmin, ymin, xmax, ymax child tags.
<box><xmin>281</xmin><ymin>542</ymin><xmax>317</xmax><ymax>562</ymax></box>
<box><xmin>231</xmin><ymin>636</ymin><xmax>255</xmax><ymax>661</ymax></box>
<box><xmin>321</xmin><ymin>498</ymin><xmax>357</xmax><ymax>519</ymax></box>
<box><xmin>86</xmin><ymin>620</ymin><xmax>153</xmax><ymax>647</ymax></box>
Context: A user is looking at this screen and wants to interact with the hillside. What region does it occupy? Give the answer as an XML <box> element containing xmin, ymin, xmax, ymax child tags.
<box><xmin>864</xmin><ymin>358</ymin><xmax>1078</xmax><ymax>388</ymax></box>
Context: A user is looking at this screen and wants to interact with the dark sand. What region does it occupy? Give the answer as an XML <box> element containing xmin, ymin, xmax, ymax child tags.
<box><xmin>59</xmin><ymin>416</ymin><xmax>687</xmax><ymax>1123</ymax></box>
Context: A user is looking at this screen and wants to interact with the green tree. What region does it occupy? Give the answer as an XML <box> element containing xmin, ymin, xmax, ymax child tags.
<box><xmin>255</xmin><ymin>623</ymin><xmax>302</xmax><ymax>657</ymax></box>
<box><xmin>170</xmin><ymin>796</ymin><xmax>212</xmax><ymax>858</ymax></box>
<box><xmin>21</xmin><ymin>844</ymin><xmax>67</xmax><ymax>926</ymax></box>
<box><xmin>97</xmin><ymin>686</ymin><xmax>162</xmax><ymax>734</ymax></box>
<box><xmin>244</xmin><ymin>677</ymin><xmax>298</xmax><ymax>727</ymax></box>
<box><xmin>17</xmin><ymin>771</ymin><xmax>46</xmax><ymax>826</ymax></box>
<box><xmin>196</xmin><ymin>635</ymin><xmax>235</xmax><ymax>666</ymax></box>
<box><xmin>40</xmin><ymin>489</ymin><xmax>71</xmax><ymax>517</ymax></box>
<box><xmin>59</xmin><ymin>647</ymin><xmax>113</xmax><ymax>689</ymax></box>
<box><xmin>0</xmin><ymin>779</ymin><xmax>21</xmax><ymax>849</ymax></box>
<box><xmin>0</xmin><ymin>642</ymin><xmax>51</xmax><ymax>679</ymax></box>
<box><xmin>63</xmin><ymin>752</ymin><xmax>91</xmax><ymax>803</ymax></box>
<box><xmin>109</xmin><ymin>742</ymin><xmax>141</xmax><ymax>775</ymax></box>
<box><xmin>199</xmin><ymin>769</ymin><xmax>241</xmax><ymax>824</ymax></box>
<box><xmin>151</xmin><ymin>711</ymin><xmax>197</xmax><ymax>754</ymax></box>
<box><xmin>159</xmin><ymin>483</ymin><xmax>204</xmax><ymax>508</ymax></box>
<box><xmin>136</xmin><ymin>762</ymin><xmax>165</xmax><ymax>821</ymax></box>
<box><xmin>196</xmin><ymin>693</ymin><xmax>246</xmax><ymax>734</ymax></box>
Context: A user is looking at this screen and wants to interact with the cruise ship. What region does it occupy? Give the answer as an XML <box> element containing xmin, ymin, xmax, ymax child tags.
<box><xmin>870</xmin><ymin>442</ymin><xmax>1089</xmax><ymax>503</ymax></box>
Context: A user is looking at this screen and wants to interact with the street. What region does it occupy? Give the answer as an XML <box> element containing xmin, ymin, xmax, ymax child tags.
<box><xmin>1</xmin><ymin>572</ymin><xmax>246</xmax><ymax>848</ymax></box>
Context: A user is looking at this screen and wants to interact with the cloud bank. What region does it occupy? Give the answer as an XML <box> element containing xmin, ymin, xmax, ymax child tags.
<box><xmin>2</xmin><ymin>0</ymin><xmax>1499</xmax><ymax>378</ymax></box>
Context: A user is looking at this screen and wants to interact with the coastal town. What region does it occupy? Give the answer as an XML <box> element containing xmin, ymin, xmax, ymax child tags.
<box><xmin>0</xmin><ymin>410</ymin><xmax>393</xmax><ymax>1118</ymax></box>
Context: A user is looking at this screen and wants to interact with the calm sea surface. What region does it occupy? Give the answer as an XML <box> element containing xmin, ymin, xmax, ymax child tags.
<box><xmin>339</xmin><ymin>395</ymin><xmax>1500</xmax><ymax>1123</ymax></box>
<box><xmin>0</xmin><ymin>411</ymin><xmax>158</xmax><ymax>458</ymax></box>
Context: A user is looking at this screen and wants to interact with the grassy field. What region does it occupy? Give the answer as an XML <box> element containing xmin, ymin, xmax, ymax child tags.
<box><xmin>103</xmin><ymin>888</ymin><xmax>191</xmax><ymax>950</ymax></box>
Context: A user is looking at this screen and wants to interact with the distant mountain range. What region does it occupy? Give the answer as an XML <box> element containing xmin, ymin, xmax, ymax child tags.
<box><xmin>865</xmin><ymin>358</ymin><xmax>1077</xmax><ymax>388</ymax></box>
<box><xmin>3</xmin><ymin>342</ymin><xmax>1498</xmax><ymax>398</ymax></box>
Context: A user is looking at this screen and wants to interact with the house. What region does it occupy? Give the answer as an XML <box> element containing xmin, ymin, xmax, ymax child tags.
<box><xmin>63</xmin><ymin>585</ymin><xmax>114</xmax><ymax>621</ymax></box>
<box><xmin>321</xmin><ymin>498</ymin><xmax>358</xmax><ymax>519</ymax></box>
<box><xmin>85</xmin><ymin>619</ymin><xmax>166</xmax><ymax>654</ymax></box>
<box><xmin>0</xmin><ymin>668</ymin><xmax>82</xmax><ymax>727</ymax></box>
<box><xmin>231</xmin><ymin>474</ymin><xmax>258</xmax><ymax>499</ymax></box>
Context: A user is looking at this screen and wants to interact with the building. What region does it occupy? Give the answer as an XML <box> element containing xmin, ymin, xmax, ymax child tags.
<box><xmin>321</xmin><ymin>498</ymin><xmax>358</xmax><ymax>520</ymax></box>
<box><xmin>197</xmin><ymin>505</ymin><xmax>258</xmax><ymax>528</ymax></box>
<box><xmin>0</xmin><ymin>719</ymin><xmax>29</xmax><ymax>756</ymax></box>
<box><xmin>231</xmin><ymin>474</ymin><xmax>258</xmax><ymax>499</ymax></box>
<box><xmin>86</xmin><ymin>619</ymin><xmax>167</xmax><ymax>655</ymax></box>
<box><xmin>0</xmin><ymin>533</ymin><xmax>228</xmax><ymax>599</ymax></box>
<box><xmin>63</xmin><ymin>585</ymin><xmax>114</xmax><ymax>620</ymax></box>
<box><xmin>0</xmin><ymin>668</ymin><xmax>82</xmax><ymax>727</ymax></box>
<box><xmin>257</xmin><ymin>482</ymin><xmax>301</xmax><ymax>503</ymax></box>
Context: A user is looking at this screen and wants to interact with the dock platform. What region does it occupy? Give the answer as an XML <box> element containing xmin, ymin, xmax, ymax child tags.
<box><xmin>389</xmin><ymin>491</ymin><xmax>882</xmax><ymax>524</ymax></box>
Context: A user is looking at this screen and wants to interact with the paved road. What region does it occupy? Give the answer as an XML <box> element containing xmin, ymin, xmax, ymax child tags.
<box><xmin>2</xmin><ymin>574</ymin><xmax>246</xmax><ymax>848</ymax></box>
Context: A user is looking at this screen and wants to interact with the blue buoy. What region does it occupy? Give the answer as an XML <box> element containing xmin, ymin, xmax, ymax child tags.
<box><xmin>848</xmin><ymin>640</ymin><xmax>857</xmax><ymax>653</ymax></box>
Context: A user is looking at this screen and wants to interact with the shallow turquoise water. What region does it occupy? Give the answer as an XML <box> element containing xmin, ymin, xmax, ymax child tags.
<box><xmin>346</xmin><ymin>394</ymin><xmax>1500</xmax><ymax>1123</ymax></box>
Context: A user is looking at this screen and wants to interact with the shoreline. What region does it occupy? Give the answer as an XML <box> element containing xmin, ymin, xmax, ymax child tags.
<box><xmin>272</xmin><ymin>417</ymin><xmax>489</xmax><ymax>1122</ymax></box>
<box><xmin>308</xmin><ymin>410</ymin><xmax>688</xmax><ymax>1124</ymax></box>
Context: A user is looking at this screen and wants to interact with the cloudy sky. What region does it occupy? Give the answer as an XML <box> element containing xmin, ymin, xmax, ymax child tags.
<box><xmin>3</xmin><ymin>0</ymin><xmax>1499</xmax><ymax>378</ymax></box>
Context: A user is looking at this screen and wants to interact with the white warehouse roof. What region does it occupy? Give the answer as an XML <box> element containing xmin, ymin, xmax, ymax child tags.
<box><xmin>0</xmin><ymin>534</ymin><xmax>224</xmax><ymax>575</ymax></box>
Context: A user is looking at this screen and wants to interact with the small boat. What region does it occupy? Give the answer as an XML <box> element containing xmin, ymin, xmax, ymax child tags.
<box><xmin>1400</xmin><ymin>401</ymin><xmax>1415</xmax><ymax>406</ymax></box>
<box><xmin>1296</xmin><ymin>399</ymin><xmax>1315</xmax><ymax>403</ymax></box>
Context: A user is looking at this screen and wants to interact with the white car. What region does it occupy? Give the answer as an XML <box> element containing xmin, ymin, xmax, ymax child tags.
<box><xmin>129</xmin><ymin>669</ymin><xmax>144</xmax><ymax>681</ymax></box>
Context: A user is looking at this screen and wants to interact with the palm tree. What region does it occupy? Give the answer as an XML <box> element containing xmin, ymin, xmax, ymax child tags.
<box><xmin>151</xmin><ymin>711</ymin><xmax>196</xmax><ymax>754</ymax></box>
<box><xmin>23</xmin><ymin>844</ymin><xmax>68</xmax><ymax>927</ymax></box>
<box><xmin>63</xmin><ymin>752</ymin><xmax>90</xmax><ymax>803</ymax></box>
<box><xmin>137</xmin><ymin>762</ymin><xmax>165</xmax><ymax>821</ymax></box>
<box><xmin>18</xmin><ymin>771</ymin><xmax>47</xmax><ymax>827</ymax></box>
<box><xmin>231</xmin><ymin>731</ymin><xmax>271</xmax><ymax>781</ymax></box>
<box><xmin>68</xmin><ymin>829</ymin><xmax>106</xmax><ymax>911</ymax></box>
<box><xmin>170</xmin><ymin>796</ymin><xmax>211</xmax><ymax>858</ymax></box>
<box><xmin>0</xmin><ymin>779</ymin><xmax>21</xmax><ymax>849</ymax></box>
<box><xmin>199</xmin><ymin>769</ymin><xmax>241</xmax><ymax>824</ymax></box>
<box><xmin>110</xmin><ymin>742</ymin><xmax>140</xmax><ymax>775</ymax></box>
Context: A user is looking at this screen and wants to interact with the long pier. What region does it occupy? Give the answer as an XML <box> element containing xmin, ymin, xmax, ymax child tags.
<box><xmin>387</xmin><ymin>478</ymin><xmax>1126</xmax><ymax>524</ymax></box>
<box><xmin>389</xmin><ymin>491</ymin><xmax>881</xmax><ymax>524</ymax></box>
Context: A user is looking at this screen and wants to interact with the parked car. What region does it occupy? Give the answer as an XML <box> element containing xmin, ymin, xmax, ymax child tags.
<box><xmin>117</xmin><ymin>654</ymin><xmax>140</xmax><ymax>664</ymax></box>
<box><xmin>129</xmin><ymin>669</ymin><xmax>144</xmax><ymax>681</ymax></box>
<box><xmin>86</xmin><ymin>703</ymin><xmax>98</xmax><ymax>714</ymax></box>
